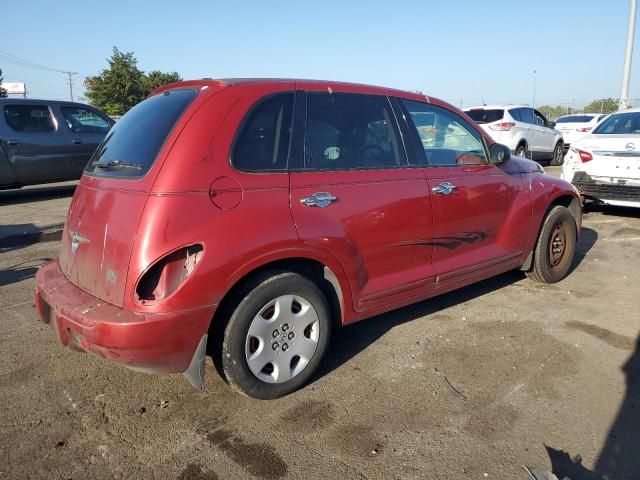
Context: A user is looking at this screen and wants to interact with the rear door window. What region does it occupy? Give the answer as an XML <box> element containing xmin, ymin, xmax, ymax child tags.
<box><xmin>85</xmin><ymin>88</ymin><xmax>196</xmax><ymax>178</ymax></box>
<box><xmin>61</xmin><ymin>107</ymin><xmax>111</xmax><ymax>133</ymax></box>
<box><xmin>509</xmin><ymin>109</ymin><xmax>522</xmax><ymax>122</ymax></box>
<box><xmin>304</xmin><ymin>92</ymin><xmax>405</xmax><ymax>170</ymax></box>
<box><xmin>3</xmin><ymin>105</ymin><xmax>55</xmax><ymax>132</ymax></box>
<box><xmin>232</xmin><ymin>93</ymin><xmax>294</xmax><ymax>171</ymax></box>
<box><xmin>518</xmin><ymin>108</ymin><xmax>535</xmax><ymax>124</ymax></box>
<box><xmin>404</xmin><ymin>100</ymin><xmax>487</xmax><ymax>166</ymax></box>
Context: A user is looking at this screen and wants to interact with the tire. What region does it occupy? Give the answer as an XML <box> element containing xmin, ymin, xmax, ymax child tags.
<box><xmin>549</xmin><ymin>141</ymin><xmax>565</xmax><ymax>166</ymax></box>
<box><xmin>515</xmin><ymin>143</ymin><xmax>528</xmax><ymax>158</ymax></box>
<box><xmin>221</xmin><ymin>271</ymin><xmax>332</xmax><ymax>399</ymax></box>
<box><xmin>526</xmin><ymin>206</ymin><xmax>577</xmax><ymax>283</ymax></box>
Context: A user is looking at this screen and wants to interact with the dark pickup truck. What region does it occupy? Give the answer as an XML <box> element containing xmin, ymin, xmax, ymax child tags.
<box><xmin>0</xmin><ymin>99</ymin><xmax>113</xmax><ymax>189</ymax></box>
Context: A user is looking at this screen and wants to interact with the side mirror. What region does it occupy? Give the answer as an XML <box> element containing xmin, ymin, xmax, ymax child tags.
<box><xmin>549</xmin><ymin>121</ymin><xmax>556</xmax><ymax>129</ymax></box>
<box><xmin>490</xmin><ymin>143</ymin><xmax>511</xmax><ymax>164</ymax></box>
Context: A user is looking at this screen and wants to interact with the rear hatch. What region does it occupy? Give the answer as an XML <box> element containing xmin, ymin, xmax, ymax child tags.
<box><xmin>58</xmin><ymin>88</ymin><xmax>200</xmax><ymax>307</ymax></box>
<box><xmin>580</xmin><ymin>135</ymin><xmax>640</xmax><ymax>183</ymax></box>
<box><xmin>555</xmin><ymin>115</ymin><xmax>596</xmax><ymax>143</ymax></box>
<box><xmin>465</xmin><ymin>108</ymin><xmax>505</xmax><ymax>141</ymax></box>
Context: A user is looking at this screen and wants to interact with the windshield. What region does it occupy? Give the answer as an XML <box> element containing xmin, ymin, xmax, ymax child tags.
<box><xmin>85</xmin><ymin>88</ymin><xmax>197</xmax><ymax>178</ymax></box>
<box><xmin>592</xmin><ymin>112</ymin><xmax>640</xmax><ymax>135</ymax></box>
<box><xmin>465</xmin><ymin>109</ymin><xmax>504</xmax><ymax>124</ymax></box>
<box><xmin>556</xmin><ymin>115</ymin><xmax>596</xmax><ymax>123</ymax></box>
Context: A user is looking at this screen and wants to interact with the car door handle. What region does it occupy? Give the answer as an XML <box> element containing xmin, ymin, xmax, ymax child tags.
<box><xmin>432</xmin><ymin>182</ymin><xmax>457</xmax><ymax>195</ymax></box>
<box><xmin>72</xmin><ymin>139</ymin><xmax>82</xmax><ymax>144</ymax></box>
<box><xmin>7</xmin><ymin>140</ymin><xmax>19</xmax><ymax>146</ymax></box>
<box><xmin>300</xmin><ymin>192</ymin><xmax>337</xmax><ymax>207</ymax></box>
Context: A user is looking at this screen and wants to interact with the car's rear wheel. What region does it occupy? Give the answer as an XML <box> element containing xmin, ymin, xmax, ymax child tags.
<box><xmin>526</xmin><ymin>206</ymin><xmax>577</xmax><ymax>283</ymax></box>
<box><xmin>549</xmin><ymin>141</ymin><xmax>565</xmax><ymax>166</ymax></box>
<box><xmin>515</xmin><ymin>143</ymin><xmax>528</xmax><ymax>158</ymax></box>
<box><xmin>221</xmin><ymin>271</ymin><xmax>331</xmax><ymax>399</ymax></box>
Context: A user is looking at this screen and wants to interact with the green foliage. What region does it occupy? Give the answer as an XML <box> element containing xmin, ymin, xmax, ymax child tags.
<box><xmin>583</xmin><ymin>98</ymin><xmax>619</xmax><ymax>114</ymax></box>
<box><xmin>538</xmin><ymin>105</ymin><xmax>567</xmax><ymax>120</ymax></box>
<box><xmin>84</xmin><ymin>48</ymin><xmax>182</xmax><ymax>116</ymax></box>
<box><xmin>0</xmin><ymin>69</ymin><xmax>7</xmax><ymax>98</ymax></box>
<box><xmin>145</xmin><ymin>70</ymin><xmax>182</xmax><ymax>92</ymax></box>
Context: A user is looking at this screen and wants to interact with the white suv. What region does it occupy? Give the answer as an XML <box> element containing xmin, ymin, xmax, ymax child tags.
<box><xmin>465</xmin><ymin>105</ymin><xmax>565</xmax><ymax>165</ymax></box>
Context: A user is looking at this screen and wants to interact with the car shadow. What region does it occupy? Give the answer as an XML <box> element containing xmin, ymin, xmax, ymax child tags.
<box><xmin>319</xmin><ymin>225</ymin><xmax>598</xmax><ymax>381</ymax></box>
<box><xmin>0</xmin><ymin>258</ymin><xmax>52</xmax><ymax>287</ymax></box>
<box><xmin>0</xmin><ymin>183</ymin><xmax>76</xmax><ymax>206</ymax></box>
<box><xmin>584</xmin><ymin>202</ymin><xmax>640</xmax><ymax>219</ymax></box>
<box><xmin>543</xmin><ymin>334</ymin><xmax>640</xmax><ymax>480</ymax></box>
<box><xmin>0</xmin><ymin>222</ymin><xmax>64</xmax><ymax>251</ymax></box>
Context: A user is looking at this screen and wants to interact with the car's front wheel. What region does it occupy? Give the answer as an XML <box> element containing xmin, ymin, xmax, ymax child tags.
<box><xmin>526</xmin><ymin>206</ymin><xmax>577</xmax><ymax>283</ymax></box>
<box><xmin>221</xmin><ymin>271</ymin><xmax>332</xmax><ymax>399</ymax></box>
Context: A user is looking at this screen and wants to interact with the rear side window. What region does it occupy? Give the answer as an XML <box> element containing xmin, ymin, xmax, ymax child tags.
<box><xmin>304</xmin><ymin>93</ymin><xmax>404</xmax><ymax>170</ymax></box>
<box><xmin>85</xmin><ymin>88</ymin><xmax>196</xmax><ymax>178</ymax></box>
<box><xmin>3</xmin><ymin>105</ymin><xmax>54</xmax><ymax>132</ymax></box>
<box><xmin>556</xmin><ymin>115</ymin><xmax>595</xmax><ymax>123</ymax></box>
<box><xmin>465</xmin><ymin>109</ymin><xmax>504</xmax><ymax>124</ymax></box>
<box><xmin>62</xmin><ymin>107</ymin><xmax>111</xmax><ymax>133</ymax></box>
<box><xmin>509</xmin><ymin>109</ymin><xmax>522</xmax><ymax>121</ymax></box>
<box><xmin>232</xmin><ymin>93</ymin><xmax>294</xmax><ymax>171</ymax></box>
<box><xmin>404</xmin><ymin>100</ymin><xmax>487</xmax><ymax>166</ymax></box>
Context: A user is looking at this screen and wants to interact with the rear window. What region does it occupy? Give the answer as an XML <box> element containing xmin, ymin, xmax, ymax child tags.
<box><xmin>465</xmin><ymin>109</ymin><xmax>504</xmax><ymax>124</ymax></box>
<box><xmin>592</xmin><ymin>112</ymin><xmax>640</xmax><ymax>135</ymax></box>
<box><xmin>3</xmin><ymin>104</ymin><xmax>54</xmax><ymax>132</ymax></box>
<box><xmin>85</xmin><ymin>88</ymin><xmax>196</xmax><ymax>178</ymax></box>
<box><xmin>556</xmin><ymin>115</ymin><xmax>596</xmax><ymax>123</ymax></box>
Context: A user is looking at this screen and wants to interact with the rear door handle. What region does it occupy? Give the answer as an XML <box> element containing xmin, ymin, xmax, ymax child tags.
<box><xmin>72</xmin><ymin>139</ymin><xmax>82</xmax><ymax>144</ymax></box>
<box><xmin>432</xmin><ymin>182</ymin><xmax>457</xmax><ymax>195</ymax></box>
<box><xmin>300</xmin><ymin>192</ymin><xmax>337</xmax><ymax>207</ymax></box>
<box><xmin>7</xmin><ymin>140</ymin><xmax>19</xmax><ymax>146</ymax></box>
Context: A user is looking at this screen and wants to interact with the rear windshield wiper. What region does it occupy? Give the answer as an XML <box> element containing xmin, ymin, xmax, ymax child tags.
<box><xmin>93</xmin><ymin>160</ymin><xmax>143</xmax><ymax>170</ymax></box>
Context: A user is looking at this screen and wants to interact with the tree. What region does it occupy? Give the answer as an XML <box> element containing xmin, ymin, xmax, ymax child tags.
<box><xmin>84</xmin><ymin>47</ymin><xmax>182</xmax><ymax>116</ymax></box>
<box><xmin>583</xmin><ymin>98</ymin><xmax>619</xmax><ymax>114</ymax></box>
<box><xmin>145</xmin><ymin>70</ymin><xmax>182</xmax><ymax>92</ymax></box>
<box><xmin>0</xmin><ymin>69</ymin><xmax>7</xmax><ymax>98</ymax></box>
<box><xmin>537</xmin><ymin>105</ymin><xmax>569</xmax><ymax>121</ymax></box>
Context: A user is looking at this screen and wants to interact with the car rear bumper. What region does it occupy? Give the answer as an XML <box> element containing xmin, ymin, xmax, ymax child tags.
<box><xmin>34</xmin><ymin>260</ymin><xmax>216</xmax><ymax>374</ymax></box>
<box><xmin>572</xmin><ymin>172</ymin><xmax>640</xmax><ymax>207</ymax></box>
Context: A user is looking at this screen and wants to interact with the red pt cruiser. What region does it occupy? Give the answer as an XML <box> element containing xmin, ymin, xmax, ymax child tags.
<box><xmin>35</xmin><ymin>79</ymin><xmax>582</xmax><ymax>399</ymax></box>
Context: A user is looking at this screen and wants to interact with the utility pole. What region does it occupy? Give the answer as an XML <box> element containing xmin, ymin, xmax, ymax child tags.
<box><xmin>620</xmin><ymin>0</ymin><xmax>637</xmax><ymax>110</ymax></box>
<box><xmin>532</xmin><ymin>70</ymin><xmax>536</xmax><ymax>109</ymax></box>
<box><xmin>64</xmin><ymin>71</ymin><xmax>77</xmax><ymax>102</ymax></box>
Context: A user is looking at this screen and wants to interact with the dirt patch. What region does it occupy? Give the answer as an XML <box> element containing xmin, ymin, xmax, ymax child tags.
<box><xmin>565</xmin><ymin>321</ymin><xmax>635</xmax><ymax>350</ymax></box>
<box><xmin>206</xmin><ymin>428</ymin><xmax>288</xmax><ymax>480</ymax></box>
<box><xmin>280</xmin><ymin>399</ymin><xmax>335</xmax><ymax>430</ymax></box>
<box><xmin>177</xmin><ymin>463</ymin><xmax>219</xmax><ymax>480</ymax></box>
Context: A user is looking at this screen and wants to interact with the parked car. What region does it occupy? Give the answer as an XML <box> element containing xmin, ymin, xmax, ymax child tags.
<box><xmin>553</xmin><ymin>113</ymin><xmax>608</xmax><ymax>149</ymax></box>
<box><xmin>35</xmin><ymin>79</ymin><xmax>582</xmax><ymax>399</ymax></box>
<box><xmin>562</xmin><ymin>107</ymin><xmax>640</xmax><ymax>208</ymax></box>
<box><xmin>465</xmin><ymin>105</ymin><xmax>565</xmax><ymax>165</ymax></box>
<box><xmin>0</xmin><ymin>99</ymin><xmax>113</xmax><ymax>189</ymax></box>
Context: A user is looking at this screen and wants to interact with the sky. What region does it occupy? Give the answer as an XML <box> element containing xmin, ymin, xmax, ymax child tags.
<box><xmin>0</xmin><ymin>0</ymin><xmax>638</xmax><ymax>109</ymax></box>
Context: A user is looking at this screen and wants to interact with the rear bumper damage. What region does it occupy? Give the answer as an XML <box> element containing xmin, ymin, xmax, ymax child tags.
<box><xmin>572</xmin><ymin>171</ymin><xmax>640</xmax><ymax>207</ymax></box>
<box><xmin>34</xmin><ymin>260</ymin><xmax>215</xmax><ymax>389</ymax></box>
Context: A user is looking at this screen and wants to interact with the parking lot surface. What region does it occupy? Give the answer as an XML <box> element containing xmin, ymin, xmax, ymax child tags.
<box><xmin>1</xmin><ymin>169</ymin><xmax>639</xmax><ymax>479</ymax></box>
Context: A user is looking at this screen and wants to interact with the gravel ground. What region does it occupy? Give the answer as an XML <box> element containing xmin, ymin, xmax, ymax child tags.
<box><xmin>1</xmin><ymin>170</ymin><xmax>639</xmax><ymax>480</ymax></box>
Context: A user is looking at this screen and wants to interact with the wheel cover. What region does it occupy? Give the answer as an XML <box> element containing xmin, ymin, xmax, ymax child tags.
<box><xmin>554</xmin><ymin>144</ymin><xmax>563</xmax><ymax>162</ymax></box>
<box><xmin>244</xmin><ymin>295</ymin><xmax>320</xmax><ymax>384</ymax></box>
<box><xmin>548</xmin><ymin>221</ymin><xmax>569</xmax><ymax>269</ymax></box>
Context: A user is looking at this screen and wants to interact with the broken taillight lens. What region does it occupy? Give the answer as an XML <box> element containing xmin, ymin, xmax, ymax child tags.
<box><xmin>135</xmin><ymin>244</ymin><xmax>203</xmax><ymax>305</ymax></box>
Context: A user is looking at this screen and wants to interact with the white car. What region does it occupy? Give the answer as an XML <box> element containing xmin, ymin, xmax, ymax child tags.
<box><xmin>562</xmin><ymin>107</ymin><xmax>640</xmax><ymax>208</ymax></box>
<box><xmin>553</xmin><ymin>113</ymin><xmax>608</xmax><ymax>149</ymax></box>
<box><xmin>465</xmin><ymin>105</ymin><xmax>565</xmax><ymax>165</ymax></box>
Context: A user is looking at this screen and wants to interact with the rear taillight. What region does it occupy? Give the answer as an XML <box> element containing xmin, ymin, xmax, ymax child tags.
<box><xmin>135</xmin><ymin>244</ymin><xmax>203</xmax><ymax>305</ymax></box>
<box><xmin>577</xmin><ymin>127</ymin><xmax>591</xmax><ymax>132</ymax></box>
<box><xmin>489</xmin><ymin>122</ymin><xmax>516</xmax><ymax>131</ymax></box>
<box><xmin>576</xmin><ymin>149</ymin><xmax>593</xmax><ymax>163</ymax></box>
